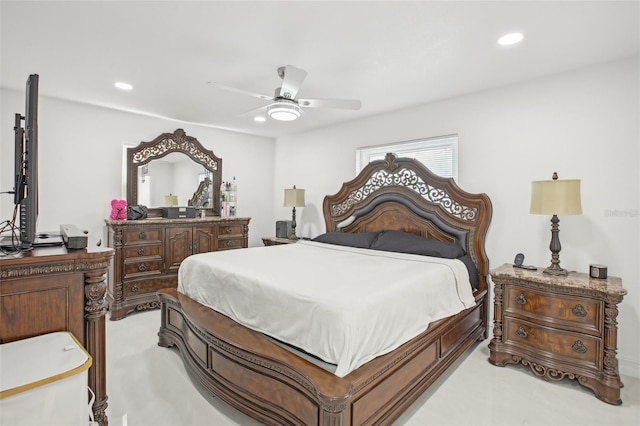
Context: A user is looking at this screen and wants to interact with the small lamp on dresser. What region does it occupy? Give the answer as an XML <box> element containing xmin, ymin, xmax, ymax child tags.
<box><xmin>284</xmin><ymin>185</ymin><xmax>305</xmax><ymax>239</ymax></box>
<box><xmin>530</xmin><ymin>172</ymin><xmax>582</xmax><ymax>276</ymax></box>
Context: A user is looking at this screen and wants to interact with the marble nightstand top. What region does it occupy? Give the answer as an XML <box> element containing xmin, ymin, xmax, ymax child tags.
<box><xmin>490</xmin><ymin>263</ymin><xmax>627</xmax><ymax>297</ymax></box>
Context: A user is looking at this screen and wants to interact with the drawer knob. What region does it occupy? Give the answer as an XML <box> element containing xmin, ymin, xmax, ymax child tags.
<box><xmin>572</xmin><ymin>340</ymin><xmax>588</xmax><ymax>354</ymax></box>
<box><xmin>131</xmin><ymin>284</ymin><xmax>139</xmax><ymax>293</ymax></box>
<box><xmin>138</xmin><ymin>248</ymin><xmax>146</xmax><ymax>256</ymax></box>
<box><xmin>515</xmin><ymin>293</ymin><xmax>527</xmax><ymax>305</ymax></box>
<box><xmin>515</xmin><ymin>326</ymin><xmax>528</xmax><ymax>339</ymax></box>
<box><xmin>139</xmin><ymin>231</ymin><xmax>147</xmax><ymax>240</ymax></box>
<box><xmin>226</xmin><ymin>240</ymin><xmax>233</xmax><ymax>247</ymax></box>
<box><xmin>225</xmin><ymin>227</ymin><xmax>232</xmax><ymax>234</ymax></box>
<box><xmin>572</xmin><ymin>304</ymin><xmax>587</xmax><ymax>317</ymax></box>
<box><xmin>138</xmin><ymin>263</ymin><xmax>147</xmax><ymax>272</ymax></box>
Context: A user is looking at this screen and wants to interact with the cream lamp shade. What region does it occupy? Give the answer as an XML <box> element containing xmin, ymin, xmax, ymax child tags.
<box><xmin>530</xmin><ymin>178</ymin><xmax>582</xmax><ymax>215</ymax></box>
<box><xmin>164</xmin><ymin>194</ymin><xmax>179</xmax><ymax>206</ymax></box>
<box><xmin>284</xmin><ymin>187</ymin><xmax>306</xmax><ymax>207</ymax></box>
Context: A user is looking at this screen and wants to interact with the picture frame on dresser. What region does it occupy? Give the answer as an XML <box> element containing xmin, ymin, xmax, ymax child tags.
<box><xmin>488</xmin><ymin>263</ymin><xmax>627</xmax><ymax>405</ymax></box>
<box><xmin>106</xmin><ymin>129</ymin><xmax>250</xmax><ymax>320</ymax></box>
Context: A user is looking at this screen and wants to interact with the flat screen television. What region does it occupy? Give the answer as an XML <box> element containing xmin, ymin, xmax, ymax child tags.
<box><xmin>11</xmin><ymin>74</ymin><xmax>39</xmax><ymax>249</ymax></box>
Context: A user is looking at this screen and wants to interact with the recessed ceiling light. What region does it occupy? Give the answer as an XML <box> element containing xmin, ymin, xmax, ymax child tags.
<box><xmin>498</xmin><ymin>32</ymin><xmax>524</xmax><ymax>46</ymax></box>
<box><xmin>254</xmin><ymin>116</ymin><xmax>266</xmax><ymax>122</ymax></box>
<box><xmin>114</xmin><ymin>81</ymin><xmax>133</xmax><ymax>91</ymax></box>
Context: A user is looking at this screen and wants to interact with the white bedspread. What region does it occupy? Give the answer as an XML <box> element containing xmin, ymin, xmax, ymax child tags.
<box><xmin>178</xmin><ymin>240</ymin><xmax>475</xmax><ymax>377</ymax></box>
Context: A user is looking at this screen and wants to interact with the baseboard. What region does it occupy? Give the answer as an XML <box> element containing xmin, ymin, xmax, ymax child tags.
<box><xmin>619</xmin><ymin>356</ymin><xmax>640</xmax><ymax>379</ymax></box>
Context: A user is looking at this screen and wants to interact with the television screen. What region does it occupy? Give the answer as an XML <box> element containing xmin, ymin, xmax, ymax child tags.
<box><xmin>13</xmin><ymin>113</ymin><xmax>25</xmax><ymax>205</ymax></box>
<box><xmin>19</xmin><ymin>74</ymin><xmax>39</xmax><ymax>248</ymax></box>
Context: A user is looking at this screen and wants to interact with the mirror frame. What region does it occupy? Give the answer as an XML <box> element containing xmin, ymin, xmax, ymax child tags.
<box><xmin>126</xmin><ymin>129</ymin><xmax>222</xmax><ymax>217</ymax></box>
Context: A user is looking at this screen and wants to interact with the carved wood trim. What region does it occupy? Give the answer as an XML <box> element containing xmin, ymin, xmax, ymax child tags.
<box><xmin>323</xmin><ymin>153</ymin><xmax>492</xmax><ymax>283</ymax></box>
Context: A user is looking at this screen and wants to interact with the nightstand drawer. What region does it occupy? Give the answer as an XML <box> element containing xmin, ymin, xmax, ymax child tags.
<box><xmin>504</xmin><ymin>285</ymin><xmax>601</xmax><ymax>335</ymax></box>
<box><xmin>504</xmin><ymin>317</ymin><xmax>600</xmax><ymax>369</ymax></box>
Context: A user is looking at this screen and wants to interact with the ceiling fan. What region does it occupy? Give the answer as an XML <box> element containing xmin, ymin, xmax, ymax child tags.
<box><xmin>214</xmin><ymin>65</ymin><xmax>362</xmax><ymax>121</ymax></box>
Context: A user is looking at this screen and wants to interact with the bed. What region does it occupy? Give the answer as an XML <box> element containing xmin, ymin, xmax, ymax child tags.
<box><xmin>157</xmin><ymin>153</ymin><xmax>492</xmax><ymax>425</ymax></box>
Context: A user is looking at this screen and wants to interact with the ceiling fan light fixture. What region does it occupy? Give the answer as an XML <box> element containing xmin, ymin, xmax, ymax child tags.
<box><xmin>267</xmin><ymin>101</ymin><xmax>301</xmax><ymax>121</ymax></box>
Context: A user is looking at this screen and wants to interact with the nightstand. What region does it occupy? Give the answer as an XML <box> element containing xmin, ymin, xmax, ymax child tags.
<box><xmin>261</xmin><ymin>237</ymin><xmax>297</xmax><ymax>246</ymax></box>
<box><xmin>488</xmin><ymin>263</ymin><xmax>627</xmax><ymax>404</ymax></box>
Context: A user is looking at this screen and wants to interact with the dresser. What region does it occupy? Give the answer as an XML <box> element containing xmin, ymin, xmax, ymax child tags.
<box><xmin>488</xmin><ymin>263</ymin><xmax>627</xmax><ymax>404</ymax></box>
<box><xmin>0</xmin><ymin>246</ymin><xmax>114</xmax><ymax>426</ymax></box>
<box><xmin>105</xmin><ymin>217</ymin><xmax>250</xmax><ymax>320</ymax></box>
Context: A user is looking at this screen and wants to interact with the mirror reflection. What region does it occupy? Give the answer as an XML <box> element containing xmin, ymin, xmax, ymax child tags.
<box><xmin>136</xmin><ymin>153</ymin><xmax>214</xmax><ymax>208</ymax></box>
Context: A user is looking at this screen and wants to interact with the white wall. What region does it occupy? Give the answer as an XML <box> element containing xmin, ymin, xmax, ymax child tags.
<box><xmin>0</xmin><ymin>91</ymin><xmax>275</xmax><ymax>248</ymax></box>
<box><xmin>2</xmin><ymin>56</ymin><xmax>637</xmax><ymax>378</ymax></box>
<box><xmin>273</xmin><ymin>56</ymin><xmax>640</xmax><ymax>378</ymax></box>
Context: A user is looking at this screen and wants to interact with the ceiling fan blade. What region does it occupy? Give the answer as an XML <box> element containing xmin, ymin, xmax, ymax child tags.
<box><xmin>279</xmin><ymin>65</ymin><xmax>307</xmax><ymax>99</ymax></box>
<box><xmin>208</xmin><ymin>83</ymin><xmax>273</xmax><ymax>101</ymax></box>
<box><xmin>237</xmin><ymin>104</ymin><xmax>270</xmax><ymax>117</ymax></box>
<box><xmin>297</xmin><ymin>98</ymin><xmax>362</xmax><ymax>110</ymax></box>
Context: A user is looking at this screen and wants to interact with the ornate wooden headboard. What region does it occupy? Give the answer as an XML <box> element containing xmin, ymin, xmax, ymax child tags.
<box><xmin>322</xmin><ymin>153</ymin><xmax>492</xmax><ymax>291</ymax></box>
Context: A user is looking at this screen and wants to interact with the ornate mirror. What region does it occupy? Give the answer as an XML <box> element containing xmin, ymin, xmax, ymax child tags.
<box><xmin>126</xmin><ymin>129</ymin><xmax>222</xmax><ymax>217</ymax></box>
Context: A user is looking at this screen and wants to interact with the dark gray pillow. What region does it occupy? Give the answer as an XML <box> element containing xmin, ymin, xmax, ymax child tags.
<box><xmin>370</xmin><ymin>230</ymin><xmax>465</xmax><ymax>259</ymax></box>
<box><xmin>311</xmin><ymin>232</ymin><xmax>380</xmax><ymax>249</ymax></box>
<box><xmin>457</xmin><ymin>254</ymin><xmax>479</xmax><ymax>290</ymax></box>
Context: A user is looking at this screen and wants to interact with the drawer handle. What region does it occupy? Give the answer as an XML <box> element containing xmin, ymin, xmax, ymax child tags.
<box><xmin>515</xmin><ymin>326</ymin><xmax>528</xmax><ymax>339</ymax></box>
<box><xmin>226</xmin><ymin>240</ymin><xmax>233</xmax><ymax>247</ymax></box>
<box><xmin>515</xmin><ymin>293</ymin><xmax>527</xmax><ymax>305</ymax></box>
<box><xmin>138</xmin><ymin>264</ymin><xmax>147</xmax><ymax>272</ymax></box>
<box><xmin>225</xmin><ymin>227</ymin><xmax>232</xmax><ymax>234</ymax></box>
<box><xmin>572</xmin><ymin>340</ymin><xmax>587</xmax><ymax>354</ymax></box>
<box><xmin>139</xmin><ymin>231</ymin><xmax>147</xmax><ymax>240</ymax></box>
<box><xmin>131</xmin><ymin>284</ymin><xmax>139</xmax><ymax>293</ymax></box>
<box><xmin>138</xmin><ymin>248</ymin><xmax>146</xmax><ymax>256</ymax></box>
<box><xmin>572</xmin><ymin>304</ymin><xmax>587</xmax><ymax>317</ymax></box>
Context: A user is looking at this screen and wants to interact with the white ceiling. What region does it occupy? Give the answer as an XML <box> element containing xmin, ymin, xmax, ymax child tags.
<box><xmin>1</xmin><ymin>1</ymin><xmax>638</xmax><ymax>139</ymax></box>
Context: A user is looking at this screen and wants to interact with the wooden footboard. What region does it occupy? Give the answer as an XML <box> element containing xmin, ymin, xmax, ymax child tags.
<box><xmin>158</xmin><ymin>287</ymin><xmax>486</xmax><ymax>426</ymax></box>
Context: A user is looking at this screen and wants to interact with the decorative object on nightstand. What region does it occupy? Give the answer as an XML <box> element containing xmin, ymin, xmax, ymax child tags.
<box><xmin>283</xmin><ymin>185</ymin><xmax>305</xmax><ymax>239</ymax></box>
<box><xmin>488</xmin><ymin>263</ymin><xmax>627</xmax><ymax>405</ymax></box>
<box><xmin>530</xmin><ymin>172</ymin><xmax>582</xmax><ymax>276</ymax></box>
<box><xmin>275</xmin><ymin>220</ymin><xmax>292</xmax><ymax>239</ymax></box>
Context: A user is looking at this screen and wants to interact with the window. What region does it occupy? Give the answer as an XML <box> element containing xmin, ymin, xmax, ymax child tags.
<box><xmin>356</xmin><ymin>135</ymin><xmax>458</xmax><ymax>181</ymax></box>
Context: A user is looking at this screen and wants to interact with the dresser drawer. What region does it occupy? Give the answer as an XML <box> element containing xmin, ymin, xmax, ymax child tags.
<box><xmin>217</xmin><ymin>237</ymin><xmax>244</xmax><ymax>250</ymax></box>
<box><xmin>504</xmin><ymin>317</ymin><xmax>601</xmax><ymax>369</ymax></box>
<box><xmin>504</xmin><ymin>285</ymin><xmax>601</xmax><ymax>335</ymax></box>
<box><xmin>218</xmin><ymin>224</ymin><xmax>244</xmax><ymax>237</ymax></box>
<box><xmin>122</xmin><ymin>276</ymin><xmax>177</xmax><ymax>298</ymax></box>
<box><xmin>123</xmin><ymin>244</ymin><xmax>162</xmax><ymax>259</ymax></box>
<box><xmin>123</xmin><ymin>228</ymin><xmax>162</xmax><ymax>245</ymax></box>
<box><xmin>123</xmin><ymin>258</ymin><xmax>163</xmax><ymax>279</ymax></box>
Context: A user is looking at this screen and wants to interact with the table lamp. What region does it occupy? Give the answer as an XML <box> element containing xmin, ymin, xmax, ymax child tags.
<box><xmin>530</xmin><ymin>172</ymin><xmax>582</xmax><ymax>276</ymax></box>
<box><xmin>284</xmin><ymin>185</ymin><xmax>305</xmax><ymax>239</ymax></box>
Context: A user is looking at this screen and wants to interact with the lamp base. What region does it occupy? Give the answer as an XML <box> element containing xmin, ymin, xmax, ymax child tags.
<box><xmin>543</xmin><ymin>265</ymin><xmax>569</xmax><ymax>276</ymax></box>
